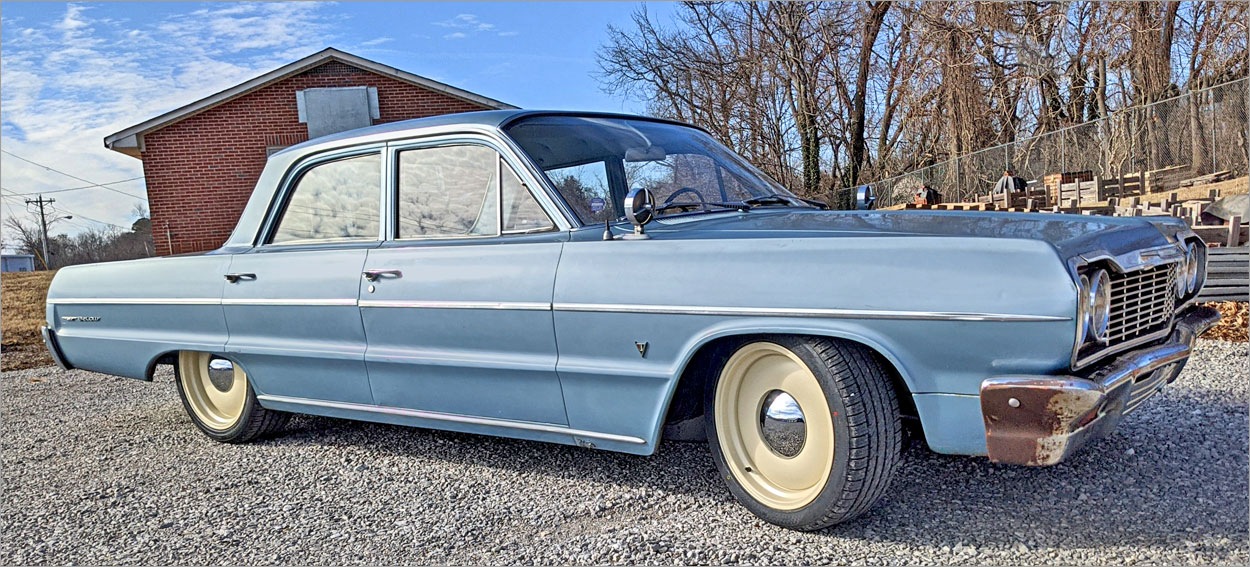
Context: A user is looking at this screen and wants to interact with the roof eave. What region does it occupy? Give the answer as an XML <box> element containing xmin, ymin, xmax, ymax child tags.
<box><xmin>102</xmin><ymin>47</ymin><xmax>516</xmax><ymax>157</ymax></box>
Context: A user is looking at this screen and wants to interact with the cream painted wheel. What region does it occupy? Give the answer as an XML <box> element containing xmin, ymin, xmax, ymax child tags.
<box><xmin>178</xmin><ymin>351</ymin><xmax>248</xmax><ymax>431</ymax></box>
<box><xmin>714</xmin><ymin>342</ymin><xmax>834</xmax><ymax>510</ymax></box>
<box><xmin>704</xmin><ymin>337</ymin><xmax>903</xmax><ymax>531</ymax></box>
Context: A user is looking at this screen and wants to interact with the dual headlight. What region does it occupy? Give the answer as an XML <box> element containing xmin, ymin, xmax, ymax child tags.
<box><xmin>1175</xmin><ymin>241</ymin><xmax>1203</xmax><ymax>298</ymax></box>
<box><xmin>1078</xmin><ymin>269</ymin><xmax>1112</xmax><ymax>345</ymax></box>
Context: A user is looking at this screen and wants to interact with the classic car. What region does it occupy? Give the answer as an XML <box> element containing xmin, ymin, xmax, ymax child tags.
<box><xmin>43</xmin><ymin>110</ymin><xmax>1219</xmax><ymax>531</ymax></box>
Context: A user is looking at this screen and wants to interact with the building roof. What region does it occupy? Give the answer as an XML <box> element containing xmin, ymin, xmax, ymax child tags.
<box><xmin>103</xmin><ymin>47</ymin><xmax>517</xmax><ymax>158</ymax></box>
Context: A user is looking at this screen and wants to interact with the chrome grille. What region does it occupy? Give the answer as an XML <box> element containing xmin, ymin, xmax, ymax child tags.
<box><xmin>1125</xmin><ymin>366</ymin><xmax>1171</xmax><ymax>414</ymax></box>
<box><xmin>1108</xmin><ymin>263</ymin><xmax>1177</xmax><ymax>343</ymax></box>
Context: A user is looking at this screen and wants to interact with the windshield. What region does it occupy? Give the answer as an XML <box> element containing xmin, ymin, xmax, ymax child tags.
<box><xmin>503</xmin><ymin>115</ymin><xmax>802</xmax><ymax>224</ymax></box>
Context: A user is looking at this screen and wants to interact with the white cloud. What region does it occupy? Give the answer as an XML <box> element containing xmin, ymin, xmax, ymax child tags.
<box><xmin>0</xmin><ymin>2</ymin><xmax>338</xmax><ymax>237</ymax></box>
<box><xmin>497</xmin><ymin>31</ymin><xmax>519</xmax><ymax>37</ymax></box>
<box><xmin>433</xmin><ymin>13</ymin><xmax>511</xmax><ymax>38</ymax></box>
<box><xmin>360</xmin><ymin>36</ymin><xmax>393</xmax><ymax>47</ymax></box>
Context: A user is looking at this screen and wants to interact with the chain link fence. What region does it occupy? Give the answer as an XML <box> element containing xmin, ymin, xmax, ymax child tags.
<box><xmin>872</xmin><ymin>78</ymin><xmax>1249</xmax><ymax>207</ymax></box>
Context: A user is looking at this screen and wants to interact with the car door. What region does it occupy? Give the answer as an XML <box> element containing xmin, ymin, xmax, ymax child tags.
<box><xmin>359</xmin><ymin>138</ymin><xmax>569</xmax><ymax>424</ymax></box>
<box><xmin>222</xmin><ymin>147</ymin><xmax>383</xmax><ymax>405</ymax></box>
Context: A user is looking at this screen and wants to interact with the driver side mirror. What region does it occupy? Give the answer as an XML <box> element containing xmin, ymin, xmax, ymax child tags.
<box><xmin>622</xmin><ymin>187</ymin><xmax>654</xmax><ymax>239</ymax></box>
<box><xmin>855</xmin><ymin>185</ymin><xmax>876</xmax><ymax>210</ymax></box>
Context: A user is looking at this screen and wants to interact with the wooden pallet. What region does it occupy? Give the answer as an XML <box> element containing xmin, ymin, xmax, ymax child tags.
<box><xmin>1199</xmin><ymin>246</ymin><xmax>1249</xmax><ymax>302</ymax></box>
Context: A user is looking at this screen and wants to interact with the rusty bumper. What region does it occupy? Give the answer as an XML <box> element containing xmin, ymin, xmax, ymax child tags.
<box><xmin>981</xmin><ymin>305</ymin><xmax>1221</xmax><ymax>466</ymax></box>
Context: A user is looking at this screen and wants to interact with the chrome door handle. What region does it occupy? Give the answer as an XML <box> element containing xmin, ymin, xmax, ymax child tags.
<box><xmin>362</xmin><ymin>269</ymin><xmax>402</xmax><ymax>282</ymax></box>
<box><xmin>224</xmin><ymin>273</ymin><xmax>256</xmax><ymax>283</ymax></box>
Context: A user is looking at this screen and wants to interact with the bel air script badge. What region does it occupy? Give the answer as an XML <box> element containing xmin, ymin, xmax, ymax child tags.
<box><xmin>60</xmin><ymin>316</ymin><xmax>101</xmax><ymax>322</ymax></box>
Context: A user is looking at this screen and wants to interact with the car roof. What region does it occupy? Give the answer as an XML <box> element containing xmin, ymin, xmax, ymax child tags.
<box><xmin>273</xmin><ymin>110</ymin><xmax>701</xmax><ymax>157</ymax></box>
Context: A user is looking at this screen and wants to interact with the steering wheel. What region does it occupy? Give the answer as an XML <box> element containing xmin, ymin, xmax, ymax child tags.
<box><xmin>663</xmin><ymin>187</ymin><xmax>706</xmax><ymax>208</ymax></box>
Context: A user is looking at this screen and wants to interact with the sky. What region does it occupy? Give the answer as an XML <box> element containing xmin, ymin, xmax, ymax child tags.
<box><xmin>0</xmin><ymin>1</ymin><xmax>677</xmax><ymax>244</ymax></box>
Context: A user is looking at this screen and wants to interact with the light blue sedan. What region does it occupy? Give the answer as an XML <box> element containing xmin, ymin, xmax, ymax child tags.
<box><xmin>43</xmin><ymin>111</ymin><xmax>1219</xmax><ymax>530</ymax></box>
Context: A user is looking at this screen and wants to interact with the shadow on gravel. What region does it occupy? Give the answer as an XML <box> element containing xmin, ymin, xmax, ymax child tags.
<box><xmin>262</xmin><ymin>392</ymin><xmax>1248</xmax><ymax>549</ymax></box>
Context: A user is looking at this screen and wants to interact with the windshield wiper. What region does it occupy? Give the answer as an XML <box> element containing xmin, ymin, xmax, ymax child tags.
<box><xmin>741</xmin><ymin>194</ymin><xmax>801</xmax><ymax>207</ymax></box>
<box><xmin>653</xmin><ymin>201</ymin><xmax>752</xmax><ymax>214</ymax></box>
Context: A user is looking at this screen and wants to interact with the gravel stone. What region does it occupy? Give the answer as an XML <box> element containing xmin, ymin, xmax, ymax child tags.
<box><xmin>2</xmin><ymin>340</ymin><xmax>1246</xmax><ymax>564</ymax></box>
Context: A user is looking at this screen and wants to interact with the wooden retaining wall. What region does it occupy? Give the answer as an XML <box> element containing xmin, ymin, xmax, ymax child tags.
<box><xmin>1199</xmin><ymin>246</ymin><xmax>1249</xmax><ymax>302</ymax></box>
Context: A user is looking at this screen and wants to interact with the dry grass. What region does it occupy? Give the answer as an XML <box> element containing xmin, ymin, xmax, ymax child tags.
<box><xmin>1202</xmin><ymin>301</ymin><xmax>1249</xmax><ymax>342</ymax></box>
<box><xmin>2</xmin><ymin>270</ymin><xmax>56</xmax><ymax>371</ymax></box>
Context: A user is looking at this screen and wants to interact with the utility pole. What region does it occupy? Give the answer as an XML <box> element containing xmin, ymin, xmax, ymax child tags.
<box><xmin>24</xmin><ymin>195</ymin><xmax>54</xmax><ymax>269</ymax></box>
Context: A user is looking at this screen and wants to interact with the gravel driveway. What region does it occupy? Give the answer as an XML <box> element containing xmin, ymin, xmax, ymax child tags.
<box><xmin>2</xmin><ymin>340</ymin><xmax>1246</xmax><ymax>565</ymax></box>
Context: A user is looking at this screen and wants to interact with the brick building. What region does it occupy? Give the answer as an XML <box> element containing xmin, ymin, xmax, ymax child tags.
<box><xmin>104</xmin><ymin>48</ymin><xmax>514</xmax><ymax>255</ymax></box>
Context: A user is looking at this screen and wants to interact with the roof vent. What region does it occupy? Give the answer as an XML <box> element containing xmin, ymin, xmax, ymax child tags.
<box><xmin>296</xmin><ymin>86</ymin><xmax>380</xmax><ymax>139</ymax></box>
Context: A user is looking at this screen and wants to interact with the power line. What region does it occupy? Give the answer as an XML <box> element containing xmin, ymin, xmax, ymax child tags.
<box><xmin>0</xmin><ymin>149</ymin><xmax>148</xmax><ymax>201</ymax></box>
<box><xmin>3</xmin><ymin>189</ymin><xmax>127</xmax><ymax>229</ymax></box>
<box><xmin>0</xmin><ymin>177</ymin><xmax>144</xmax><ymax>196</ymax></box>
<box><xmin>48</xmin><ymin>205</ymin><xmax>125</xmax><ymax>229</ymax></box>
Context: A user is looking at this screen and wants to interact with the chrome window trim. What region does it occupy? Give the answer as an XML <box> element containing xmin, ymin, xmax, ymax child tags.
<box><xmin>493</xmin><ymin>132</ymin><xmax>584</xmax><ymax>228</ymax></box>
<box><xmin>386</xmin><ymin>133</ymin><xmax>571</xmax><ymax>236</ymax></box>
<box><xmin>257</xmin><ymin>144</ymin><xmax>387</xmax><ymax>247</ymax></box>
<box><xmin>255</xmin><ymin>394</ymin><xmax>646</xmax><ymax>445</ymax></box>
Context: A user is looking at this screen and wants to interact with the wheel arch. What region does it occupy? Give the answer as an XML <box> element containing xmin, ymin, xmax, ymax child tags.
<box><xmin>144</xmin><ymin>350</ymin><xmax>180</xmax><ymax>382</ymax></box>
<box><xmin>655</xmin><ymin>323</ymin><xmax>918</xmax><ymax>444</ymax></box>
<box><xmin>143</xmin><ymin>349</ymin><xmax>256</xmax><ymax>388</ymax></box>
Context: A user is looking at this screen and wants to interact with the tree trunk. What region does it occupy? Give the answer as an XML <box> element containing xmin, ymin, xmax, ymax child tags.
<box><xmin>847</xmin><ymin>2</ymin><xmax>890</xmax><ymax>186</ymax></box>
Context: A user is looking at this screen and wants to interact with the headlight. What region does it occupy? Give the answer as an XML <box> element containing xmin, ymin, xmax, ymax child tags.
<box><xmin>1077</xmin><ymin>273</ymin><xmax>1092</xmax><ymax>344</ymax></box>
<box><xmin>1175</xmin><ymin>259</ymin><xmax>1188</xmax><ymax>298</ymax></box>
<box><xmin>1088</xmin><ymin>269</ymin><xmax>1111</xmax><ymax>344</ymax></box>
<box><xmin>1175</xmin><ymin>244</ymin><xmax>1194</xmax><ymax>298</ymax></box>
<box><xmin>1185</xmin><ymin>241</ymin><xmax>1201</xmax><ymax>294</ymax></box>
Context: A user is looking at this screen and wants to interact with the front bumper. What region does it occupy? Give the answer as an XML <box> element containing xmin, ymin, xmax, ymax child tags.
<box><xmin>980</xmin><ymin>305</ymin><xmax>1220</xmax><ymax>466</ymax></box>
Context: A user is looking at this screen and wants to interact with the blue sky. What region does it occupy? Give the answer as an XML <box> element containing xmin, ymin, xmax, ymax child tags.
<box><xmin>0</xmin><ymin>1</ymin><xmax>676</xmax><ymax>241</ymax></box>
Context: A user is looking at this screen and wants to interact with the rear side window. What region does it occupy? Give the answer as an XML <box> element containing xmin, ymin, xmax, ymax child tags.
<box><xmin>270</xmin><ymin>153</ymin><xmax>381</xmax><ymax>244</ymax></box>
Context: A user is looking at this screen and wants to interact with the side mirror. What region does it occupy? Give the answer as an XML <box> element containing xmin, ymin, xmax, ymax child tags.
<box><xmin>623</xmin><ymin>187</ymin><xmax>654</xmax><ymax>239</ymax></box>
<box><xmin>855</xmin><ymin>185</ymin><xmax>876</xmax><ymax>210</ymax></box>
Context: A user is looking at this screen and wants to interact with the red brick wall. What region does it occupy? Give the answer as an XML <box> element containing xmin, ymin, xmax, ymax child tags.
<box><xmin>140</xmin><ymin>61</ymin><xmax>492</xmax><ymax>255</ymax></box>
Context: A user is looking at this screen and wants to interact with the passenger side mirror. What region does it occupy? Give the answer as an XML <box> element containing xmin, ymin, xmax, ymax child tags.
<box><xmin>856</xmin><ymin>185</ymin><xmax>876</xmax><ymax>210</ymax></box>
<box><xmin>623</xmin><ymin>187</ymin><xmax>654</xmax><ymax>239</ymax></box>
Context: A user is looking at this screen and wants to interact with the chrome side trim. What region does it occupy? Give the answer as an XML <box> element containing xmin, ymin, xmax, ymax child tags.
<box><xmin>220</xmin><ymin>298</ymin><xmax>357</xmax><ymax>307</ymax></box>
<box><xmin>47</xmin><ymin>297</ymin><xmax>221</xmax><ymax>305</ymax></box>
<box><xmin>359</xmin><ymin>300</ymin><xmax>551</xmax><ymax>310</ymax></box>
<box><xmin>255</xmin><ymin>394</ymin><xmax>647</xmax><ymax>445</ymax></box>
<box><xmin>45</xmin><ymin>297</ymin><xmax>1067</xmax><ymax>322</ymax></box>
<box><xmin>552</xmin><ymin>303</ymin><xmax>1069</xmax><ymax>322</ymax></box>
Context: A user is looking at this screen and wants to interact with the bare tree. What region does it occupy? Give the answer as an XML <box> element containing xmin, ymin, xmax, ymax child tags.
<box><xmin>598</xmin><ymin>1</ymin><xmax>1248</xmax><ymax>201</ymax></box>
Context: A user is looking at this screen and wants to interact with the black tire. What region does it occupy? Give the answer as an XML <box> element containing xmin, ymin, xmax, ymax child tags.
<box><xmin>174</xmin><ymin>353</ymin><xmax>288</xmax><ymax>443</ymax></box>
<box><xmin>704</xmin><ymin>336</ymin><xmax>903</xmax><ymax>531</ymax></box>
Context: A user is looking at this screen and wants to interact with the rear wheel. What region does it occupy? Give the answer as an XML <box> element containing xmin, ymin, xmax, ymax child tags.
<box><xmin>704</xmin><ymin>337</ymin><xmax>903</xmax><ymax>530</ymax></box>
<box><xmin>175</xmin><ymin>351</ymin><xmax>287</xmax><ymax>443</ymax></box>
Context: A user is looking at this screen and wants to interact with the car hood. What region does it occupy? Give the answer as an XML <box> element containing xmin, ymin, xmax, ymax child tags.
<box><xmin>644</xmin><ymin>208</ymin><xmax>1188</xmax><ymax>260</ymax></box>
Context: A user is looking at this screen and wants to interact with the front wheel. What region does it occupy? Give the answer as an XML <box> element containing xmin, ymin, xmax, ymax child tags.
<box><xmin>704</xmin><ymin>337</ymin><xmax>903</xmax><ymax>530</ymax></box>
<box><xmin>174</xmin><ymin>351</ymin><xmax>288</xmax><ymax>443</ymax></box>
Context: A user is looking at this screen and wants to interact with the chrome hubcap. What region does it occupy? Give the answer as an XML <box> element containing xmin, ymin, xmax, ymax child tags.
<box><xmin>206</xmin><ymin>357</ymin><xmax>236</xmax><ymax>392</ymax></box>
<box><xmin>759</xmin><ymin>390</ymin><xmax>806</xmax><ymax>458</ymax></box>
